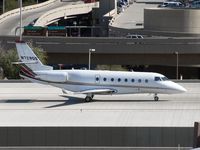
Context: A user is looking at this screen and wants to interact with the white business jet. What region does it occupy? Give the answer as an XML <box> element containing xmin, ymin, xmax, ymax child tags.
<box><xmin>15</xmin><ymin>41</ymin><xmax>186</xmax><ymax>102</ymax></box>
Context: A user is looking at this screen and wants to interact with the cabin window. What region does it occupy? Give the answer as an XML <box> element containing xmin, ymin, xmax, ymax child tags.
<box><xmin>131</xmin><ymin>79</ymin><xmax>135</xmax><ymax>82</ymax></box>
<box><xmin>118</xmin><ymin>78</ymin><xmax>121</xmax><ymax>82</ymax></box>
<box><xmin>124</xmin><ymin>78</ymin><xmax>128</xmax><ymax>82</ymax></box>
<box><xmin>145</xmin><ymin>79</ymin><xmax>148</xmax><ymax>83</ymax></box>
<box><xmin>138</xmin><ymin>79</ymin><xmax>141</xmax><ymax>83</ymax></box>
<box><xmin>111</xmin><ymin>78</ymin><xmax>114</xmax><ymax>82</ymax></box>
<box><xmin>155</xmin><ymin>77</ymin><xmax>161</xmax><ymax>81</ymax></box>
<box><xmin>103</xmin><ymin>78</ymin><xmax>107</xmax><ymax>81</ymax></box>
<box><xmin>96</xmin><ymin>77</ymin><xmax>99</xmax><ymax>81</ymax></box>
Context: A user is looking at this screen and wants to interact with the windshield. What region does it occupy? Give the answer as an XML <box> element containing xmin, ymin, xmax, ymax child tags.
<box><xmin>154</xmin><ymin>77</ymin><xmax>161</xmax><ymax>81</ymax></box>
<box><xmin>161</xmin><ymin>76</ymin><xmax>168</xmax><ymax>81</ymax></box>
<box><xmin>155</xmin><ymin>76</ymin><xmax>168</xmax><ymax>81</ymax></box>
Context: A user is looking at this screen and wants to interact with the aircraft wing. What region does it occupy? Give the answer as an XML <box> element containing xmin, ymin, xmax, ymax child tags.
<box><xmin>76</xmin><ymin>89</ymin><xmax>117</xmax><ymax>95</ymax></box>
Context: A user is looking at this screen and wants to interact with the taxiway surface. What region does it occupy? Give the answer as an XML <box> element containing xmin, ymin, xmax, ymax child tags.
<box><xmin>0</xmin><ymin>81</ymin><xmax>199</xmax><ymax>127</ymax></box>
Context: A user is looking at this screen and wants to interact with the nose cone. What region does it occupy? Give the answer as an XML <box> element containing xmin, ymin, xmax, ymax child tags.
<box><xmin>174</xmin><ymin>84</ymin><xmax>187</xmax><ymax>93</ymax></box>
<box><xmin>170</xmin><ymin>82</ymin><xmax>187</xmax><ymax>93</ymax></box>
<box><xmin>162</xmin><ymin>81</ymin><xmax>187</xmax><ymax>94</ymax></box>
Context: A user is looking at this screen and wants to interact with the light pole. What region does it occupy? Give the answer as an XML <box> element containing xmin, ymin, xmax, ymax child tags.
<box><xmin>88</xmin><ymin>49</ymin><xmax>95</xmax><ymax>70</ymax></box>
<box><xmin>19</xmin><ymin>0</ymin><xmax>23</xmax><ymax>41</ymax></box>
<box><xmin>2</xmin><ymin>0</ymin><xmax>5</xmax><ymax>13</ymax></box>
<box><xmin>174</xmin><ymin>51</ymin><xmax>179</xmax><ymax>80</ymax></box>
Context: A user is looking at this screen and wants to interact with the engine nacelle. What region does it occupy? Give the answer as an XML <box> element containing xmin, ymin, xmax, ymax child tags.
<box><xmin>36</xmin><ymin>71</ymin><xmax>68</xmax><ymax>83</ymax></box>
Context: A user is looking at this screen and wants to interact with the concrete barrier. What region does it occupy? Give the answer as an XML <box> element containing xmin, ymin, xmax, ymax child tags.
<box><xmin>34</xmin><ymin>2</ymin><xmax>99</xmax><ymax>27</ymax></box>
<box><xmin>0</xmin><ymin>127</ymin><xmax>194</xmax><ymax>147</ymax></box>
<box><xmin>0</xmin><ymin>0</ymin><xmax>58</xmax><ymax>25</ymax></box>
<box><xmin>144</xmin><ymin>8</ymin><xmax>200</xmax><ymax>35</ymax></box>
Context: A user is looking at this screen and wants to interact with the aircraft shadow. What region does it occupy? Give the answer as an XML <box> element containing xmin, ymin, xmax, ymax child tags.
<box><xmin>1</xmin><ymin>99</ymin><xmax>68</xmax><ymax>103</ymax></box>
<box><xmin>45</xmin><ymin>98</ymin><xmax>169</xmax><ymax>108</ymax></box>
<box><xmin>1</xmin><ymin>97</ymin><xmax>83</xmax><ymax>107</ymax></box>
<box><xmin>45</xmin><ymin>97</ymin><xmax>83</xmax><ymax>108</ymax></box>
<box><xmin>0</xmin><ymin>97</ymin><xmax>169</xmax><ymax>109</ymax></box>
<box><xmin>2</xmin><ymin>99</ymin><xmax>33</xmax><ymax>103</ymax></box>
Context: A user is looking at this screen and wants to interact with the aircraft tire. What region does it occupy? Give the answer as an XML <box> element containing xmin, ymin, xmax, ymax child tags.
<box><xmin>154</xmin><ymin>96</ymin><xmax>159</xmax><ymax>101</ymax></box>
<box><xmin>85</xmin><ymin>96</ymin><xmax>92</xmax><ymax>102</ymax></box>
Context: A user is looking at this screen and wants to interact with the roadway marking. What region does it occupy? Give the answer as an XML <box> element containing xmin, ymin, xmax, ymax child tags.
<box><xmin>65</xmin><ymin>43</ymin><xmax>89</xmax><ymax>45</ymax></box>
<box><xmin>36</xmin><ymin>42</ymin><xmax>60</xmax><ymax>45</ymax></box>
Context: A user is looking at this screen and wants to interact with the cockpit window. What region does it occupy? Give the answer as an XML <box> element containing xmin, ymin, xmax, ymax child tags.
<box><xmin>155</xmin><ymin>76</ymin><xmax>169</xmax><ymax>81</ymax></box>
<box><xmin>161</xmin><ymin>76</ymin><xmax>168</xmax><ymax>81</ymax></box>
<box><xmin>154</xmin><ymin>77</ymin><xmax>161</xmax><ymax>81</ymax></box>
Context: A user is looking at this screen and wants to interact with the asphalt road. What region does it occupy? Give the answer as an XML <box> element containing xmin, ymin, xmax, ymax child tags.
<box><xmin>0</xmin><ymin>0</ymin><xmax>82</xmax><ymax>35</ymax></box>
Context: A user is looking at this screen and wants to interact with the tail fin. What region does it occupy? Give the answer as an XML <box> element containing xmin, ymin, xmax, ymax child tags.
<box><xmin>15</xmin><ymin>41</ymin><xmax>53</xmax><ymax>71</ymax></box>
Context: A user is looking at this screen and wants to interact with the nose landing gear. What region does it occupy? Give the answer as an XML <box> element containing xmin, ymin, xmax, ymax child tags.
<box><xmin>154</xmin><ymin>94</ymin><xmax>159</xmax><ymax>101</ymax></box>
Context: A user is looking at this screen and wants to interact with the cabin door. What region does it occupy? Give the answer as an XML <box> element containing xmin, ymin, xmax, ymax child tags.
<box><xmin>95</xmin><ymin>74</ymin><xmax>100</xmax><ymax>84</ymax></box>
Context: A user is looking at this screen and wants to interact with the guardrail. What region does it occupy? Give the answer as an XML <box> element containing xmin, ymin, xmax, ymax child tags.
<box><xmin>34</xmin><ymin>2</ymin><xmax>99</xmax><ymax>26</ymax></box>
<box><xmin>0</xmin><ymin>0</ymin><xmax>58</xmax><ymax>25</ymax></box>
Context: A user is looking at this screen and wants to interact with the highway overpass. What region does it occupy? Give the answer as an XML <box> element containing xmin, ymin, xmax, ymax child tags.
<box><xmin>0</xmin><ymin>0</ymin><xmax>115</xmax><ymax>37</ymax></box>
<box><xmin>0</xmin><ymin>36</ymin><xmax>200</xmax><ymax>78</ymax></box>
<box><xmin>0</xmin><ymin>0</ymin><xmax>83</xmax><ymax>36</ymax></box>
<box><xmin>1</xmin><ymin>36</ymin><xmax>199</xmax><ymax>65</ymax></box>
<box><xmin>34</xmin><ymin>2</ymin><xmax>99</xmax><ymax>27</ymax></box>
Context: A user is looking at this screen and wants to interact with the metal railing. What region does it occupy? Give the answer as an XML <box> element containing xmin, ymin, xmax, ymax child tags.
<box><xmin>34</xmin><ymin>2</ymin><xmax>99</xmax><ymax>26</ymax></box>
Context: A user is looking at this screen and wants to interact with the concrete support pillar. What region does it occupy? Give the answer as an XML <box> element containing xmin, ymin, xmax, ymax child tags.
<box><xmin>193</xmin><ymin>122</ymin><xmax>200</xmax><ymax>148</ymax></box>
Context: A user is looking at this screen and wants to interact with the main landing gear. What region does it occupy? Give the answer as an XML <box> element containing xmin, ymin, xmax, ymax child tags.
<box><xmin>154</xmin><ymin>94</ymin><xmax>159</xmax><ymax>101</ymax></box>
<box><xmin>84</xmin><ymin>94</ymin><xmax>94</xmax><ymax>102</ymax></box>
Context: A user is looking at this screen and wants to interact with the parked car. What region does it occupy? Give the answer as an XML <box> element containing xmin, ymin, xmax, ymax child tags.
<box><xmin>190</xmin><ymin>0</ymin><xmax>200</xmax><ymax>8</ymax></box>
<box><xmin>126</xmin><ymin>34</ymin><xmax>143</xmax><ymax>39</ymax></box>
<box><xmin>158</xmin><ymin>1</ymin><xmax>184</xmax><ymax>8</ymax></box>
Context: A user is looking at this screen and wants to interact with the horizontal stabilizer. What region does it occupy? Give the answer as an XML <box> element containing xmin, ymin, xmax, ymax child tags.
<box><xmin>12</xmin><ymin>61</ymin><xmax>38</xmax><ymax>65</ymax></box>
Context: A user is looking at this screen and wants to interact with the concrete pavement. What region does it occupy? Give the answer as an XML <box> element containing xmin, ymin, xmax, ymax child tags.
<box><xmin>0</xmin><ymin>81</ymin><xmax>199</xmax><ymax>127</ymax></box>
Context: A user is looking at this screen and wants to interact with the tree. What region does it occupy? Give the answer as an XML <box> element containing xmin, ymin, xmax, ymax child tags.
<box><xmin>0</xmin><ymin>42</ymin><xmax>48</xmax><ymax>79</ymax></box>
<box><xmin>5</xmin><ymin>0</ymin><xmax>18</xmax><ymax>12</ymax></box>
<box><xmin>0</xmin><ymin>48</ymin><xmax>19</xmax><ymax>79</ymax></box>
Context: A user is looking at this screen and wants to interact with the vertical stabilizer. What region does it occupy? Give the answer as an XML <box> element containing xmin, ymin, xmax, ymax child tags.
<box><xmin>16</xmin><ymin>41</ymin><xmax>53</xmax><ymax>71</ymax></box>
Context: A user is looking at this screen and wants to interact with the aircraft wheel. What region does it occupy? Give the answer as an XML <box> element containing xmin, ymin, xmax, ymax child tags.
<box><xmin>154</xmin><ymin>96</ymin><xmax>159</xmax><ymax>101</ymax></box>
<box><xmin>85</xmin><ymin>96</ymin><xmax>92</xmax><ymax>102</ymax></box>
